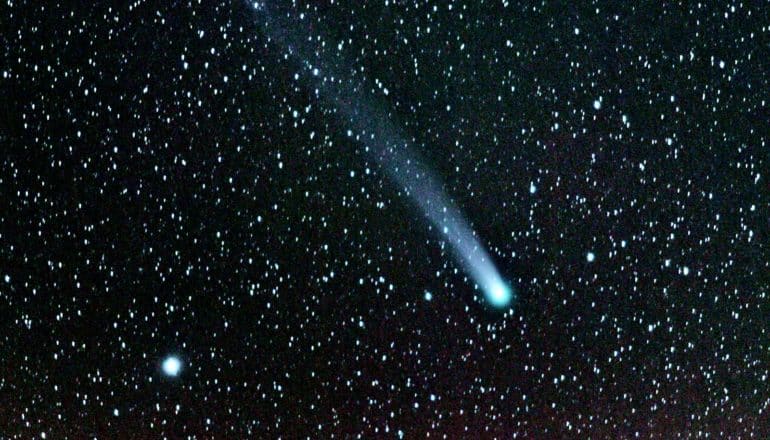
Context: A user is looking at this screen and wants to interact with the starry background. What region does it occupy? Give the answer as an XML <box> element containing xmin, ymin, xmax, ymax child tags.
<box><xmin>2</xmin><ymin>0</ymin><xmax>769</xmax><ymax>438</ymax></box>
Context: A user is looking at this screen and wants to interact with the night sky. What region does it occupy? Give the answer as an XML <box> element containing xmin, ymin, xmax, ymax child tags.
<box><xmin>2</xmin><ymin>1</ymin><xmax>769</xmax><ymax>438</ymax></box>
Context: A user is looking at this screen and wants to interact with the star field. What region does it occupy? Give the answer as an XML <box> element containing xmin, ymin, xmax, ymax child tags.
<box><xmin>2</xmin><ymin>1</ymin><xmax>769</xmax><ymax>438</ymax></box>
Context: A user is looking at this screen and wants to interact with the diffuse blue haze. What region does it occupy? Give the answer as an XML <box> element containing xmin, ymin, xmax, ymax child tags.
<box><xmin>254</xmin><ymin>3</ymin><xmax>513</xmax><ymax>308</ymax></box>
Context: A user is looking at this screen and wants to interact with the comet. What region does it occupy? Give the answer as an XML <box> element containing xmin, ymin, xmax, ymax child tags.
<box><xmin>252</xmin><ymin>3</ymin><xmax>514</xmax><ymax>308</ymax></box>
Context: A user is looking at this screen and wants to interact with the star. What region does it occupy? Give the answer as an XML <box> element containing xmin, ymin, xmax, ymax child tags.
<box><xmin>162</xmin><ymin>356</ymin><xmax>182</xmax><ymax>377</ymax></box>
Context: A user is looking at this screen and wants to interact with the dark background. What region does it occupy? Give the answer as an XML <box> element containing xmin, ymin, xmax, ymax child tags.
<box><xmin>1</xmin><ymin>1</ymin><xmax>768</xmax><ymax>437</ymax></box>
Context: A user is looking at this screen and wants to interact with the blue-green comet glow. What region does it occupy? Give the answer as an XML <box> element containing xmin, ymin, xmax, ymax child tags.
<box><xmin>252</xmin><ymin>2</ymin><xmax>514</xmax><ymax>308</ymax></box>
<box><xmin>486</xmin><ymin>276</ymin><xmax>513</xmax><ymax>308</ymax></box>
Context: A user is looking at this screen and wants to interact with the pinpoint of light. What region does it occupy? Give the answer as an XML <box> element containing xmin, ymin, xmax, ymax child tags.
<box><xmin>424</xmin><ymin>291</ymin><xmax>433</xmax><ymax>301</ymax></box>
<box><xmin>162</xmin><ymin>356</ymin><xmax>182</xmax><ymax>377</ymax></box>
<box><xmin>586</xmin><ymin>251</ymin><xmax>595</xmax><ymax>262</ymax></box>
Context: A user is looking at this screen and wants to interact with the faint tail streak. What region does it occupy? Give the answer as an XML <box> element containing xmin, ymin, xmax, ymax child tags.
<box><xmin>250</xmin><ymin>2</ymin><xmax>514</xmax><ymax>308</ymax></box>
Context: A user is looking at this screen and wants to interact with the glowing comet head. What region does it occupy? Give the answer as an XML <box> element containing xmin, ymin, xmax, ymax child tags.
<box><xmin>487</xmin><ymin>280</ymin><xmax>512</xmax><ymax>307</ymax></box>
<box><xmin>482</xmin><ymin>275</ymin><xmax>513</xmax><ymax>308</ymax></box>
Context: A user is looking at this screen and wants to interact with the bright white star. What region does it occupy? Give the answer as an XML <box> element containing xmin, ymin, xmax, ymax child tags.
<box><xmin>162</xmin><ymin>356</ymin><xmax>182</xmax><ymax>377</ymax></box>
